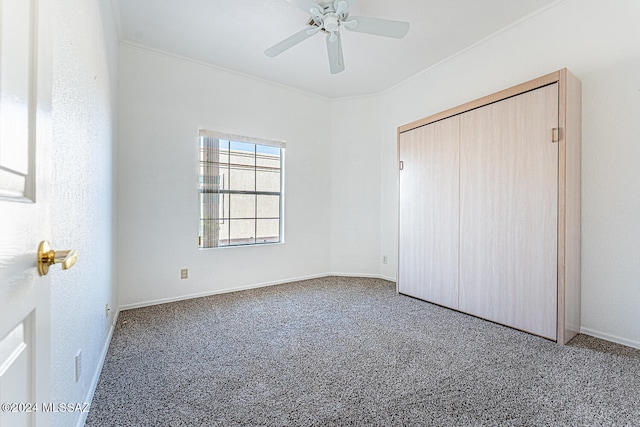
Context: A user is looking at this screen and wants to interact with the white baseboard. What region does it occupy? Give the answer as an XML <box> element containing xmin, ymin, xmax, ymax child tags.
<box><xmin>330</xmin><ymin>272</ymin><xmax>397</xmax><ymax>283</ymax></box>
<box><xmin>377</xmin><ymin>274</ymin><xmax>397</xmax><ymax>283</ymax></box>
<box><xmin>77</xmin><ymin>309</ymin><xmax>120</xmax><ymax>427</ymax></box>
<box><xmin>119</xmin><ymin>273</ymin><xmax>331</xmax><ymax>311</ymax></box>
<box><xmin>580</xmin><ymin>327</ymin><xmax>640</xmax><ymax>350</ymax></box>
<box><xmin>119</xmin><ymin>273</ymin><xmax>397</xmax><ymax>312</ymax></box>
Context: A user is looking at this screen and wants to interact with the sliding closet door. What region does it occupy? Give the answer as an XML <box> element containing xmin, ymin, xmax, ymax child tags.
<box><xmin>398</xmin><ymin>116</ymin><xmax>459</xmax><ymax>308</ymax></box>
<box><xmin>459</xmin><ymin>84</ymin><xmax>559</xmax><ymax>339</ymax></box>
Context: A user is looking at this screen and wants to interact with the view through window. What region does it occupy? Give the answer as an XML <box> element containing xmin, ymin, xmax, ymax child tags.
<box><xmin>198</xmin><ymin>133</ymin><xmax>284</xmax><ymax>248</ymax></box>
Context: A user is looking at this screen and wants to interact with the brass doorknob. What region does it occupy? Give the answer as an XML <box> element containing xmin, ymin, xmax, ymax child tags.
<box><xmin>38</xmin><ymin>241</ymin><xmax>78</xmax><ymax>276</ymax></box>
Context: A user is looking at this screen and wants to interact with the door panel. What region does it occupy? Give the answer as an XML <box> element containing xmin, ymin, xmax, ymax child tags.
<box><xmin>0</xmin><ymin>317</ymin><xmax>33</xmax><ymax>427</ymax></box>
<box><xmin>0</xmin><ymin>0</ymin><xmax>35</xmax><ymax>198</ymax></box>
<box><xmin>399</xmin><ymin>115</ymin><xmax>459</xmax><ymax>309</ymax></box>
<box><xmin>0</xmin><ymin>0</ymin><xmax>52</xmax><ymax>425</ymax></box>
<box><xmin>459</xmin><ymin>84</ymin><xmax>559</xmax><ymax>339</ymax></box>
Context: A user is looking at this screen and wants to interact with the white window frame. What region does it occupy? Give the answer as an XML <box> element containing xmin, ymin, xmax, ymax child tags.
<box><xmin>198</xmin><ymin>130</ymin><xmax>285</xmax><ymax>248</ymax></box>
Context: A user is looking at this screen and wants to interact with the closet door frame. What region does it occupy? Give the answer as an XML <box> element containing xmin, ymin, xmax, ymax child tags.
<box><xmin>397</xmin><ymin>69</ymin><xmax>581</xmax><ymax>344</ymax></box>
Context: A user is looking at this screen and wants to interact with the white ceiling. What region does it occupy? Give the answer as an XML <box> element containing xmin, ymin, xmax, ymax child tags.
<box><xmin>114</xmin><ymin>0</ymin><xmax>559</xmax><ymax>99</ymax></box>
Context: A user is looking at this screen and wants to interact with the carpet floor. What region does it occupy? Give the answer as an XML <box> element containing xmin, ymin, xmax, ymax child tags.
<box><xmin>86</xmin><ymin>277</ymin><xmax>640</xmax><ymax>426</ymax></box>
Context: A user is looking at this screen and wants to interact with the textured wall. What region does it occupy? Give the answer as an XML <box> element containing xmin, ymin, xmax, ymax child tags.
<box><xmin>580</xmin><ymin>57</ymin><xmax>640</xmax><ymax>348</ymax></box>
<box><xmin>377</xmin><ymin>0</ymin><xmax>640</xmax><ymax>347</ymax></box>
<box><xmin>117</xmin><ymin>46</ymin><xmax>332</xmax><ymax>308</ymax></box>
<box><xmin>330</xmin><ymin>97</ymin><xmax>383</xmax><ymax>277</ymax></box>
<box><xmin>51</xmin><ymin>0</ymin><xmax>118</xmax><ymax>426</ymax></box>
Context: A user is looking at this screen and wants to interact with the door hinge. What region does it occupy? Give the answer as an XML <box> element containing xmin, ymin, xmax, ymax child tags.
<box><xmin>399</xmin><ymin>161</ymin><xmax>404</xmax><ymax>170</ymax></box>
<box><xmin>552</xmin><ymin>128</ymin><xmax>560</xmax><ymax>143</ymax></box>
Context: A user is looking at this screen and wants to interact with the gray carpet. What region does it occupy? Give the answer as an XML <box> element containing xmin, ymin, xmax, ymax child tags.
<box><xmin>86</xmin><ymin>277</ymin><xmax>640</xmax><ymax>426</ymax></box>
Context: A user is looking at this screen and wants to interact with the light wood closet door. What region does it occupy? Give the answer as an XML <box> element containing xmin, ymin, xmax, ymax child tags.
<box><xmin>399</xmin><ymin>115</ymin><xmax>459</xmax><ymax>308</ymax></box>
<box><xmin>459</xmin><ymin>83</ymin><xmax>559</xmax><ymax>339</ymax></box>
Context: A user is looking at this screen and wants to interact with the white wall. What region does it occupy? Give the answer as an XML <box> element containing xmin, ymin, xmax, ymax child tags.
<box><xmin>580</xmin><ymin>57</ymin><xmax>640</xmax><ymax>347</ymax></box>
<box><xmin>377</xmin><ymin>0</ymin><xmax>640</xmax><ymax>347</ymax></box>
<box><xmin>330</xmin><ymin>96</ymin><xmax>383</xmax><ymax>277</ymax></box>
<box><xmin>117</xmin><ymin>46</ymin><xmax>332</xmax><ymax>307</ymax></box>
<box><xmin>51</xmin><ymin>0</ymin><xmax>119</xmax><ymax>426</ymax></box>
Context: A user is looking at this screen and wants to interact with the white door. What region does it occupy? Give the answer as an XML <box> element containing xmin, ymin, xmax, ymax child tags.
<box><xmin>0</xmin><ymin>0</ymin><xmax>53</xmax><ymax>426</ymax></box>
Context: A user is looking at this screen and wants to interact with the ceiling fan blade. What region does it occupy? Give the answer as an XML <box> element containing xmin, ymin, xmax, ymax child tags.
<box><xmin>265</xmin><ymin>27</ymin><xmax>318</xmax><ymax>57</ymax></box>
<box><xmin>325</xmin><ymin>32</ymin><xmax>345</xmax><ymax>74</ymax></box>
<box><xmin>286</xmin><ymin>0</ymin><xmax>323</xmax><ymax>16</ymax></box>
<box><xmin>343</xmin><ymin>16</ymin><xmax>409</xmax><ymax>39</ymax></box>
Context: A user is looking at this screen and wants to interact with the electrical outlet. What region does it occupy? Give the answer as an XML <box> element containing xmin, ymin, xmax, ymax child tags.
<box><xmin>105</xmin><ymin>303</ymin><xmax>110</xmax><ymax>319</ymax></box>
<box><xmin>382</xmin><ymin>255</ymin><xmax>388</xmax><ymax>264</ymax></box>
<box><xmin>75</xmin><ymin>350</ymin><xmax>82</xmax><ymax>382</ymax></box>
<box><xmin>181</xmin><ymin>268</ymin><xmax>188</xmax><ymax>279</ymax></box>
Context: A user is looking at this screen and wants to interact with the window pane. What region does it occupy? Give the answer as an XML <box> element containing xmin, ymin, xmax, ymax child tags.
<box><xmin>218</xmin><ymin>217</ymin><xmax>230</xmax><ymax>247</ymax></box>
<box><xmin>219</xmin><ymin>169</ymin><xmax>229</xmax><ymax>191</ymax></box>
<box><xmin>257</xmin><ymin>195</ymin><xmax>280</xmax><ymax>218</ymax></box>
<box><xmin>256</xmin><ymin>170</ymin><xmax>280</xmax><ymax>192</ymax></box>
<box><xmin>220</xmin><ymin>193</ymin><xmax>229</xmax><ymax>222</ymax></box>
<box><xmin>217</xmin><ymin>140</ymin><xmax>230</xmax><ymax>192</ymax></box>
<box><xmin>219</xmin><ymin>139</ymin><xmax>230</xmax><ymax>166</ymax></box>
<box><xmin>200</xmin><ymin>138</ymin><xmax>226</xmax><ymax>162</ymax></box>
<box><xmin>229</xmin><ymin>219</ymin><xmax>256</xmax><ymax>245</ymax></box>
<box><xmin>257</xmin><ymin>219</ymin><xmax>280</xmax><ymax>243</ymax></box>
<box><xmin>256</xmin><ymin>148</ymin><xmax>280</xmax><ymax>168</ymax></box>
<box><xmin>230</xmin><ymin>194</ymin><xmax>255</xmax><ymax>219</ymax></box>
<box><xmin>257</xmin><ymin>144</ymin><xmax>280</xmax><ymax>155</ymax></box>
<box><xmin>199</xmin><ymin>219</ymin><xmax>215</xmax><ymax>246</ymax></box>
<box><xmin>229</xmin><ymin>141</ymin><xmax>255</xmax><ymax>166</ymax></box>
<box><xmin>199</xmin><ymin>192</ymin><xmax>228</xmax><ymax>248</ymax></box>
<box><xmin>200</xmin><ymin>170</ymin><xmax>223</xmax><ymax>193</ymax></box>
<box><xmin>229</xmin><ymin>164</ymin><xmax>255</xmax><ymax>191</ymax></box>
<box><xmin>200</xmin><ymin>192</ymin><xmax>221</xmax><ymax>220</ymax></box>
<box><xmin>200</xmin><ymin>193</ymin><xmax>228</xmax><ymax>221</ymax></box>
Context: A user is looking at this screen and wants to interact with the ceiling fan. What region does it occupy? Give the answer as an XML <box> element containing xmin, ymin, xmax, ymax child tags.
<box><xmin>265</xmin><ymin>0</ymin><xmax>410</xmax><ymax>74</ymax></box>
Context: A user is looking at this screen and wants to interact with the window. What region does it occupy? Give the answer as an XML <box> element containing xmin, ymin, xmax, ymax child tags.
<box><xmin>198</xmin><ymin>130</ymin><xmax>284</xmax><ymax>248</ymax></box>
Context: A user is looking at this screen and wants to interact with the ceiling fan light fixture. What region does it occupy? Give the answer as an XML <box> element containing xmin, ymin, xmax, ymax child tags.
<box><xmin>334</xmin><ymin>1</ymin><xmax>349</xmax><ymax>15</ymax></box>
<box><xmin>342</xmin><ymin>19</ymin><xmax>357</xmax><ymax>30</ymax></box>
<box><xmin>324</xmin><ymin>14</ymin><xmax>339</xmax><ymax>32</ymax></box>
<box><xmin>316</xmin><ymin>0</ymin><xmax>334</xmax><ymax>7</ymax></box>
